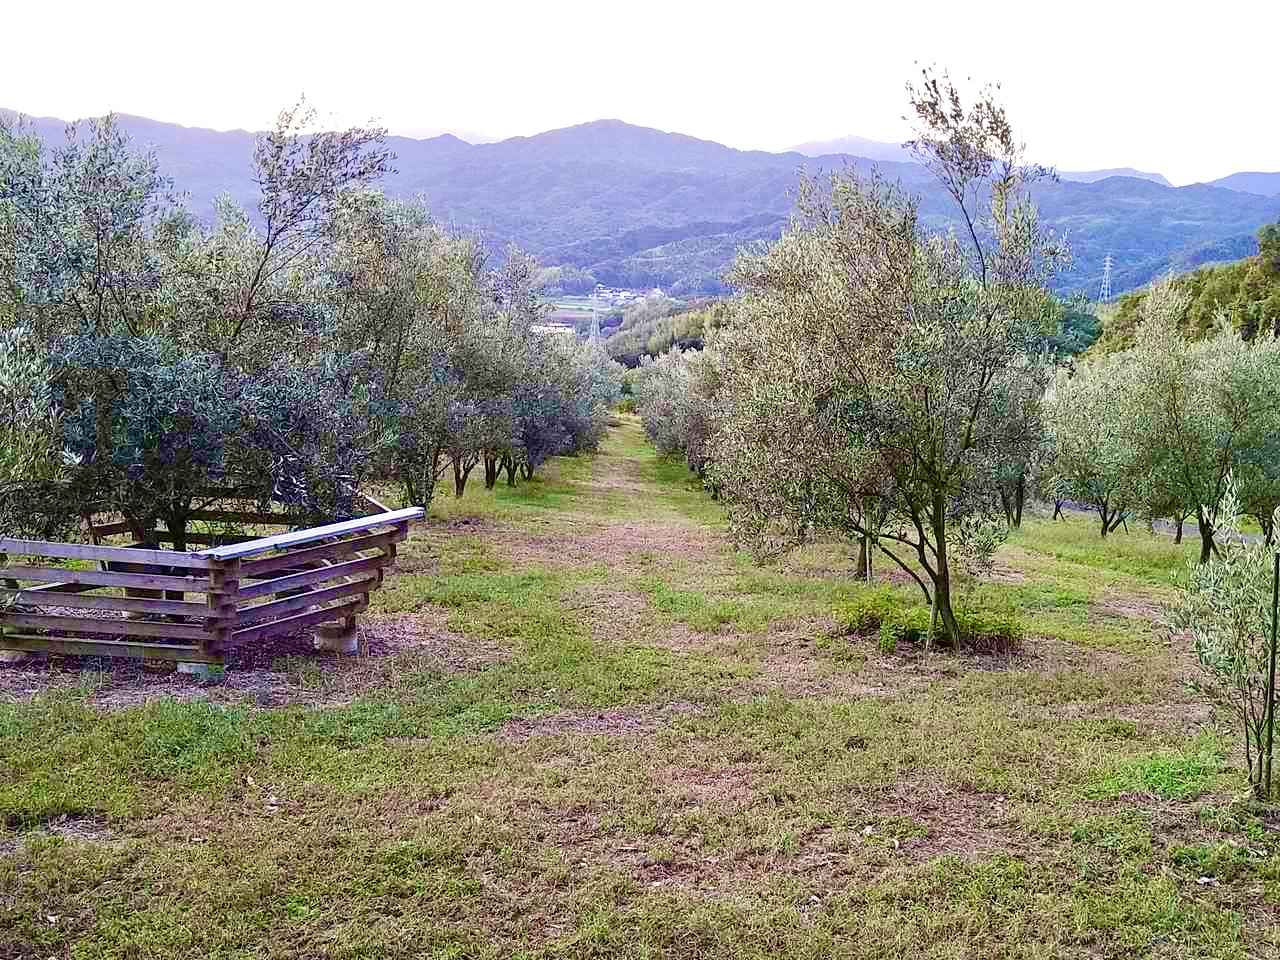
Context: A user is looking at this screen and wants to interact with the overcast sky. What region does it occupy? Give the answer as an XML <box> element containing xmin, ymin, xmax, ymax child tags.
<box><xmin>4</xmin><ymin>1</ymin><xmax>1276</xmax><ymax>185</ymax></box>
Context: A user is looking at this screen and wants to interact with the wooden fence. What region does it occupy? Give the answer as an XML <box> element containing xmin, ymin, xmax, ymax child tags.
<box><xmin>0</xmin><ymin>503</ymin><xmax>423</xmax><ymax>666</ymax></box>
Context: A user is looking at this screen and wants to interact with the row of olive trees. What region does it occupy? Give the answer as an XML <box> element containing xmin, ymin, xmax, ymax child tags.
<box><xmin>0</xmin><ymin>105</ymin><xmax>621</xmax><ymax>545</ymax></box>
<box><xmin>1047</xmin><ymin>281</ymin><xmax>1280</xmax><ymax>561</ymax></box>
<box><xmin>631</xmin><ymin>69</ymin><xmax>1063</xmax><ymax>648</ymax></box>
<box><xmin>629</xmin><ymin>347</ymin><xmax>719</xmax><ymax>479</ymax></box>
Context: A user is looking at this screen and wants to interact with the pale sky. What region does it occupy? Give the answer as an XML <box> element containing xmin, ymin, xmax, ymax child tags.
<box><xmin>4</xmin><ymin>0</ymin><xmax>1277</xmax><ymax>185</ymax></box>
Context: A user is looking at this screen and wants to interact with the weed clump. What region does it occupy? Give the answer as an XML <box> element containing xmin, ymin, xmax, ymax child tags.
<box><xmin>835</xmin><ymin>587</ymin><xmax>1024</xmax><ymax>654</ymax></box>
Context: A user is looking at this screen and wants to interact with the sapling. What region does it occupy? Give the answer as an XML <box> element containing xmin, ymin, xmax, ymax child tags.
<box><xmin>1173</xmin><ymin>475</ymin><xmax>1280</xmax><ymax>799</ymax></box>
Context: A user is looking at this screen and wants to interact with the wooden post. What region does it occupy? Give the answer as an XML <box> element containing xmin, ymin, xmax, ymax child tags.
<box><xmin>197</xmin><ymin>558</ymin><xmax>238</xmax><ymax>678</ymax></box>
<box><xmin>0</xmin><ymin>549</ymin><xmax>18</xmax><ymax>663</ymax></box>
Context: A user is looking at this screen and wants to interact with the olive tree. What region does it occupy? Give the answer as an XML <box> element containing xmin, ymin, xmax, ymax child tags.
<box><xmin>1047</xmin><ymin>354</ymin><xmax>1150</xmax><ymax>536</ymax></box>
<box><xmin>709</xmin><ymin>73</ymin><xmax>1062</xmax><ymax>647</ymax></box>
<box><xmin>3</xmin><ymin>106</ymin><xmax>399</xmax><ymax>541</ymax></box>
<box><xmin>218</xmin><ymin>99</ymin><xmax>392</xmax><ymax>363</ymax></box>
<box><xmin>56</xmin><ymin>336</ymin><xmax>247</xmax><ymax>549</ymax></box>
<box><xmin>1173</xmin><ymin>476</ymin><xmax>1280</xmax><ymax>799</ymax></box>
<box><xmin>1127</xmin><ymin>283</ymin><xmax>1280</xmax><ymax>562</ymax></box>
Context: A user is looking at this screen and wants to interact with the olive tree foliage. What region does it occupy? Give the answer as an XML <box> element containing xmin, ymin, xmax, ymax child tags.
<box><xmin>1133</xmin><ymin>307</ymin><xmax>1280</xmax><ymax>561</ymax></box>
<box><xmin>218</xmin><ymin>98</ymin><xmax>392</xmax><ymax>364</ymax></box>
<box><xmin>0</xmin><ymin>107</ymin><xmax>395</xmax><ymax>539</ymax></box>
<box><xmin>708</xmin><ymin>73</ymin><xmax>1063</xmax><ymax>647</ymax></box>
<box><xmin>1046</xmin><ymin>353</ymin><xmax>1149</xmax><ymax>537</ymax></box>
<box><xmin>1172</xmin><ymin>476</ymin><xmax>1280</xmax><ymax>799</ymax></box>
<box><xmin>323</xmin><ymin>194</ymin><xmax>622</xmax><ymax>505</ymax></box>
<box><xmin>1053</xmin><ymin>280</ymin><xmax>1280</xmax><ymax>556</ymax></box>
<box><xmin>2</xmin><ymin>104</ymin><xmax>623</xmax><ymax>541</ymax></box>
<box><xmin>0</xmin><ymin>326</ymin><xmax>75</xmax><ymax>538</ymax></box>
<box><xmin>633</xmin><ymin>348</ymin><xmax>697</xmax><ymax>457</ymax></box>
<box><xmin>631</xmin><ymin>346</ymin><xmax>719</xmax><ymax>478</ymax></box>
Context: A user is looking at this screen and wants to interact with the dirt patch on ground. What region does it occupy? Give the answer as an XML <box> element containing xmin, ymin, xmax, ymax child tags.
<box><xmin>496</xmin><ymin>519</ymin><xmax>724</xmax><ymax>570</ymax></box>
<box><xmin>499</xmin><ymin>701</ymin><xmax>705</xmax><ymax>740</ymax></box>
<box><xmin>0</xmin><ymin>609</ymin><xmax>503</xmax><ymax>709</ymax></box>
<box><xmin>392</xmin><ymin>517</ymin><xmax>505</xmax><ymax>574</ymax></box>
<box><xmin>520</xmin><ymin>776</ymin><xmax>1042</xmax><ymax>899</ymax></box>
<box><xmin>562</xmin><ymin>582</ymin><xmax>655</xmax><ymax>636</ymax></box>
<box><xmin>736</xmin><ymin>626</ymin><xmax>1033</xmax><ymax>701</ymax></box>
<box><xmin>662</xmin><ymin>762</ymin><xmax>761</xmax><ymax>811</ymax></box>
<box><xmin>853</xmin><ymin>781</ymin><xmax>1036</xmax><ymax>863</ymax></box>
<box><xmin>1</xmin><ymin>814</ymin><xmax>118</xmax><ymax>855</ymax></box>
<box><xmin>1090</xmin><ymin>593</ymin><xmax>1170</xmax><ymax>625</ymax></box>
<box><xmin>990</xmin><ymin>562</ymin><xmax>1028</xmax><ymax>584</ymax></box>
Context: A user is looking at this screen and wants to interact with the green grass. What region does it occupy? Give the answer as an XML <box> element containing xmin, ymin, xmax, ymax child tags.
<box><xmin>2</xmin><ymin>418</ymin><xmax>1279</xmax><ymax>958</ymax></box>
<box><xmin>1008</xmin><ymin>513</ymin><xmax>1197</xmax><ymax>586</ymax></box>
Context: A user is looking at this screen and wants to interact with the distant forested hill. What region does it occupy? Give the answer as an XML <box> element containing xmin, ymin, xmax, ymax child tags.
<box><xmin>7</xmin><ymin>109</ymin><xmax>1279</xmax><ymax>298</ymax></box>
<box><xmin>1097</xmin><ymin>222</ymin><xmax>1280</xmax><ymax>349</ymax></box>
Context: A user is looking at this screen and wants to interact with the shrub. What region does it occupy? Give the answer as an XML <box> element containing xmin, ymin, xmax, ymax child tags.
<box><xmin>834</xmin><ymin>587</ymin><xmax>905</xmax><ymax>634</ymax></box>
<box><xmin>836</xmin><ymin>588</ymin><xmax>1023</xmax><ymax>654</ymax></box>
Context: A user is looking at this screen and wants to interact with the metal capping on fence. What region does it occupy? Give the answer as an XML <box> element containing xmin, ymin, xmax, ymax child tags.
<box><xmin>0</xmin><ymin>504</ymin><xmax>424</xmax><ymax>666</ymax></box>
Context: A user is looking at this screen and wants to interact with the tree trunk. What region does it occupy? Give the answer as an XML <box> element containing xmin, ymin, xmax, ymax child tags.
<box><xmin>521</xmin><ymin>462</ymin><xmax>535</xmax><ymax>481</ymax></box>
<box><xmin>1099</xmin><ymin>506</ymin><xmax>1111</xmax><ymax>538</ymax></box>
<box><xmin>1053</xmin><ymin>499</ymin><xmax>1064</xmax><ymax>521</ymax></box>
<box><xmin>483</xmin><ymin>456</ymin><xmax>498</xmax><ymax>490</ymax></box>
<box><xmin>930</xmin><ymin>492</ymin><xmax>961</xmax><ymax>650</ymax></box>
<box><xmin>501</xmin><ymin>456</ymin><xmax>518</xmax><ymax>487</ymax></box>
<box><xmin>452</xmin><ymin>456</ymin><xmax>472</xmax><ymax>498</ymax></box>
<box><xmin>933</xmin><ymin>567</ymin><xmax>961</xmax><ymax>651</ymax></box>
<box><xmin>1195</xmin><ymin>505</ymin><xmax>1215</xmax><ymax>564</ymax></box>
<box><xmin>1174</xmin><ymin>518</ymin><xmax>1184</xmax><ymax>544</ymax></box>
<box><xmin>854</xmin><ymin>536</ymin><xmax>867</xmax><ymax>580</ymax></box>
<box><xmin>1013</xmin><ymin>474</ymin><xmax>1025</xmax><ymax>528</ymax></box>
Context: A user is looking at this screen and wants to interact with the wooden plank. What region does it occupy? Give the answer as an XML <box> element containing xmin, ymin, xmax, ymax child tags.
<box><xmin>157</xmin><ymin>532</ymin><xmax>259</xmax><ymax>547</ymax></box>
<box><xmin>121</xmin><ymin>532</ymin><xmax>260</xmax><ymax>547</ymax></box>
<box><xmin>0</xmin><ymin>537</ymin><xmax>211</xmax><ymax>570</ymax></box>
<box><xmin>0</xmin><ymin>588</ymin><xmax>206</xmax><ymax>618</ymax></box>
<box><xmin>230</xmin><ymin>598</ymin><xmax>366</xmax><ymax>645</ymax></box>
<box><xmin>199</xmin><ymin>508</ymin><xmax>423</xmax><ymax>561</ymax></box>
<box><xmin>0</xmin><ymin>611</ymin><xmax>210</xmax><ymax>642</ymax></box>
<box><xmin>238</xmin><ymin>554</ymin><xmax>389</xmax><ymax>601</ymax></box>
<box><xmin>237</xmin><ymin>577</ymin><xmax>374</xmax><ymax>625</ymax></box>
<box><xmin>186</xmin><ymin>509</ymin><xmax>311</xmax><ymax>526</ymax></box>
<box><xmin>0</xmin><ymin>634</ymin><xmax>219</xmax><ymax>662</ymax></box>
<box><xmin>0</xmin><ymin>565</ymin><xmax>208</xmax><ymax>592</ymax></box>
<box><xmin>20</xmin><ymin>581</ymin><xmax>100</xmax><ymax>596</ymax></box>
<box><xmin>357</xmin><ymin>489</ymin><xmax>395</xmax><ymax>513</ymax></box>
<box><xmin>86</xmin><ymin>520</ymin><xmax>132</xmax><ymax>538</ymax></box>
<box><xmin>239</xmin><ymin>529</ymin><xmax>403</xmax><ymax>578</ymax></box>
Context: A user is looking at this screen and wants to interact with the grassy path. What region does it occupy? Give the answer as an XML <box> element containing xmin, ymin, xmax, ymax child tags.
<box><xmin>2</xmin><ymin>418</ymin><xmax>1278</xmax><ymax>958</ymax></box>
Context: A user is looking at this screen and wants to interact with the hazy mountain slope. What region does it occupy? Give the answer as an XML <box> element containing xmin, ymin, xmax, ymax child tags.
<box><xmin>1208</xmin><ymin>171</ymin><xmax>1280</xmax><ymax>197</ymax></box>
<box><xmin>5</xmin><ymin>108</ymin><xmax>1277</xmax><ymax>297</ymax></box>
<box><xmin>1058</xmin><ymin>168</ymin><xmax>1171</xmax><ymax>187</ymax></box>
<box><xmin>788</xmin><ymin>135</ymin><xmax>913</xmax><ymax>163</ymax></box>
<box><xmin>790</xmin><ymin>138</ymin><xmax>1173</xmax><ymax>188</ymax></box>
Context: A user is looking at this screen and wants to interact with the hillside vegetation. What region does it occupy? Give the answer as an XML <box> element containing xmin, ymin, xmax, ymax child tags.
<box><xmin>604</xmin><ymin>301</ymin><xmax>728</xmax><ymax>367</ymax></box>
<box><xmin>1098</xmin><ymin>221</ymin><xmax>1280</xmax><ymax>349</ymax></box>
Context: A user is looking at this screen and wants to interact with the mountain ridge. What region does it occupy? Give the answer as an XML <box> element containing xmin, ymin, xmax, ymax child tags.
<box><xmin>5</xmin><ymin>107</ymin><xmax>1278</xmax><ymax>297</ymax></box>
